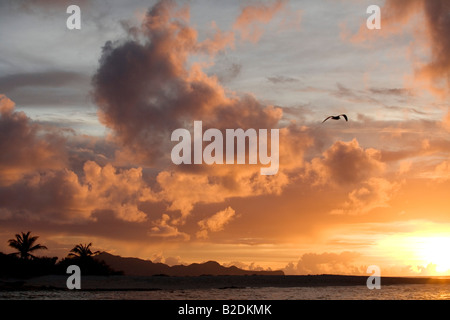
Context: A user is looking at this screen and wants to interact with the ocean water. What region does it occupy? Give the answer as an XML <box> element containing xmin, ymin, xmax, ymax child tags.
<box><xmin>2</xmin><ymin>284</ymin><xmax>450</xmax><ymax>300</ymax></box>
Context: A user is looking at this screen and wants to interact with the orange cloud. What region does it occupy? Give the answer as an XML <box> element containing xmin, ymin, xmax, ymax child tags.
<box><xmin>343</xmin><ymin>0</ymin><xmax>422</xmax><ymax>44</ymax></box>
<box><xmin>149</xmin><ymin>213</ymin><xmax>190</xmax><ymax>241</ymax></box>
<box><xmin>0</xmin><ymin>161</ymin><xmax>157</xmax><ymax>223</ymax></box>
<box><xmin>330</xmin><ymin>178</ymin><xmax>400</xmax><ymax>215</ymax></box>
<box><xmin>233</xmin><ymin>0</ymin><xmax>286</xmax><ymax>43</ymax></box>
<box><xmin>149</xmin><ymin>122</ymin><xmax>313</xmax><ymax>224</ymax></box>
<box><xmin>433</xmin><ymin>160</ymin><xmax>450</xmax><ymax>182</ymax></box>
<box><xmin>196</xmin><ymin>206</ymin><xmax>236</xmax><ymax>239</ymax></box>
<box><xmin>0</xmin><ymin>95</ymin><xmax>14</xmax><ymax>113</ymax></box>
<box><xmin>93</xmin><ymin>0</ymin><xmax>282</xmax><ymax>167</ymax></box>
<box><xmin>443</xmin><ymin>111</ymin><xmax>450</xmax><ymax>131</ymax></box>
<box><xmin>198</xmin><ymin>21</ymin><xmax>236</xmax><ymax>56</ymax></box>
<box><xmin>284</xmin><ymin>251</ymin><xmax>363</xmax><ymax>275</ymax></box>
<box><xmin>91</xmin><ymin>0</ymin><xmax>315</xmax><ymax>229</ymax></box>
<box><xmin>150</xmin><ymin>252</ymin><xmax>185</xmax><ymax>266</ymax></box>
<box><xmin>82</xmin><ymin>161</ymin><xmax>156</xmax><ymax>222</ymax></box>
<box><xmin>156</xmin><ymin>170</ymin><xmax>230</xmax><ymax>219</ymax></box>
<box><xmin>0</xmin><ymin>94</ymin><xmax>67</xmax><ymax>186</ymax></box>
<box><xmin>301</xmin><ymin>138</ymin><xmax>402</xmax><ymax>215</ymax></box>
<box><xmin>154</xmin><ymin>165</ymin><xmax>291</xmax><ymax>224</ymax></box>
<box><xmin>305</xmin><ymin>139</ymin><xmax>385</xmax><ymax>186</ymax></box>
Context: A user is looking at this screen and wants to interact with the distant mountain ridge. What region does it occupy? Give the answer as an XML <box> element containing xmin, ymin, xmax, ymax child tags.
<box><xmin>95</xmin><ymin>252</ymin><xmax>284</xmax><ymax>276</ymax></box>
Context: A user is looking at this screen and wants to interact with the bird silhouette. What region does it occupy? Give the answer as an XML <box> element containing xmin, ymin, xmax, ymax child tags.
<box><xmin>322</xmin><ymin>114</ymin><xmax>348</xmax><ymax>123</ymax></box>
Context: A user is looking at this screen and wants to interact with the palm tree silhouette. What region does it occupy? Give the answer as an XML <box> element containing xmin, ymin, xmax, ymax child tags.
<box><xmin>68</xmin><ymin>243</ymin><xmax>100</xmax><ymax>259</ymax></box>
<box><xmin>8</xmin><ymin>231</ymin><xmax>48</xmax><ymax>259</ymax></box>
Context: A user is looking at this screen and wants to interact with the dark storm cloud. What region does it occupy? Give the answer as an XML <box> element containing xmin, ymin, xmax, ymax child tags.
<box><xmin>92</xmin><ymin>0</ymin><xmax>282</xmax><ymax>166</ymax></box>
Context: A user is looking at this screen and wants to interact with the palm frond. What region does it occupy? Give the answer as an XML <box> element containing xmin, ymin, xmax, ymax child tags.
<box><xmin>7</xmin><ymin>231</ymin><xmax>47</xmax><ymax>259</ymax></box>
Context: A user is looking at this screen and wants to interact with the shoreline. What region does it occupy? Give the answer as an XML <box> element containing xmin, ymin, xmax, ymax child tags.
<box><xmin>2</xmin><ymin>274</ymin><xmax>450</xmax><ymax>291</ymax></box>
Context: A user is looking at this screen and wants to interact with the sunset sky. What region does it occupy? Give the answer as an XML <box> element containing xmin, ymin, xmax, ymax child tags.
<box><xmin>1</xmin><ymin>0</ymin><xmax>450</xmax><ymax>276</ymax></box>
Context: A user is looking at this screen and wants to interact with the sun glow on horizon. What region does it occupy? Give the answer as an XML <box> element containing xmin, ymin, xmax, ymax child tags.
<box><xmin>415</xmin><ymin>236</ymin><xmax>450</xmax><ymax>274</ymax></box>
<box><xmin>374</xmin><ymin>230</ymin><xmax>450</xmax><ymax>276</ymax></box>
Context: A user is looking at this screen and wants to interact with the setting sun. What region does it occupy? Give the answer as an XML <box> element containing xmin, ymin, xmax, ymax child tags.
<box><xmin>416</xmin><ymin>236</ymin><xmax>450</xmax><ymax>274</ymax></box>
<box><xmin>374</xmin><ymin>227</ymin><xmax>450</xmax><ymax>276</ymax></box>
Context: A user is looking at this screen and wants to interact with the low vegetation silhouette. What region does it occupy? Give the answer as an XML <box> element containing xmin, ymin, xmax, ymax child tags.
<box><xmin>0</xmin><ymin>232</ymin><xmax>121</xmax><ymax>278</ymax></box>
<box><xmin>68</xmin><ymin>243</ymin><xmax>100</xmax><ymax>258</ymax></box>
<box><xmin>1</xmin><ymin>232</ymin><xmax>283</xmax><ymax>280</ymax></box>
<box><xmin>58</xmin><ymin>243</ymin><xmax>121</xmax><ymax>276</ymax></box>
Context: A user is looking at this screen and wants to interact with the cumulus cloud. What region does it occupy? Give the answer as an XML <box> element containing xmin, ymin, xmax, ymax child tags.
<box><xmin>82</xmin><ymin>161</ymin><xmax>156</xmax><ymax>222</ymax></box>
<box><xmin>0</xmin><ymin>94</ymin><xmax>67</xmax><ymax>186</ymax></box>
<box><xmin>90</xmin><ymin>0</ymin><xmax>312</xmax><ymax>226</ymax></box>
<box><xmin>224</xmin><ymin>261</ymin><xmax>272</xmax><ymax>272</ymax></box>
<box><xmin>0</xmin><ymin>161</ymin><xmax>156</xmax><ymax>223</ymax></box>
<box><xmin>151</xmin><ymin>252</ymin><xmax>185</xmax><ymax>266</ymax></box>
<box><xmin>196</xmin><ymin>206</ymin><xmax>236</xmax><ymax>239</ymax></box>
<box><xmin>330</xmin><ymin>178</ymin><xmax>400</xmax><ymax>215</ymax></box>
<box><xmin>156</xmin><ymin>171</ymin><xmax>229</xmax><ymax>219</ymax></box>
<box><xmin>155</xmin><ymin>166</ymin><xmax>290</xmax><ymax>223</ymax></box>
<box><xmin>284</xmin><ymin>251</ymin><xmax>363</xmax><ymax>275</ymax></box>
<box><xmin>92</xmin><ymin>0</ymin><xmax>281</xmax><ymax>167</ymax></box>
<box><xmin>151</xmin><ymin>122</ymin><xmax>313</xmax><ymax>222</ymax></box>
<box><xmin>305</xmin><ymin>139</ymin><xmax>385</xmax><ymax>186</ymax></box>
<box><xmin>301</xmin><ymin>138</ymin><xmax>401</xmax><ymax>215</ymax></box>
<box><xmin>0</xmin><ymin>94</ymin><xmax>15</xmax><ymax>114</ymax></box>
<box><xmin>149</xmin><ymin>213</ymin><xmax>190</xmax><ymax>241</ymax></box>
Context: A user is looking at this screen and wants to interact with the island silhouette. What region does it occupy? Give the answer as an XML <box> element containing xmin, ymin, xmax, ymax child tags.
<box><xmin>2</xmin><ymin>232</ymin><xmax>450</xmax><ymax>293</ymax></box>
<box><xmin>0</xmin><ymin>231</ymin><xmax>283</xmax><ymax>282</ymax></box>
<box><xmin>94</xmin><ymin>252</ymin><xmax>284</xmax><ymax>276</ymax></box>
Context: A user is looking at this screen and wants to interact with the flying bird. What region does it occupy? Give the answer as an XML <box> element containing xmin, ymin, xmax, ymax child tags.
<box><xmin>322</xmin><ymin>114</ymin><xmax>348</xmax><ymax>123</ymax></box>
